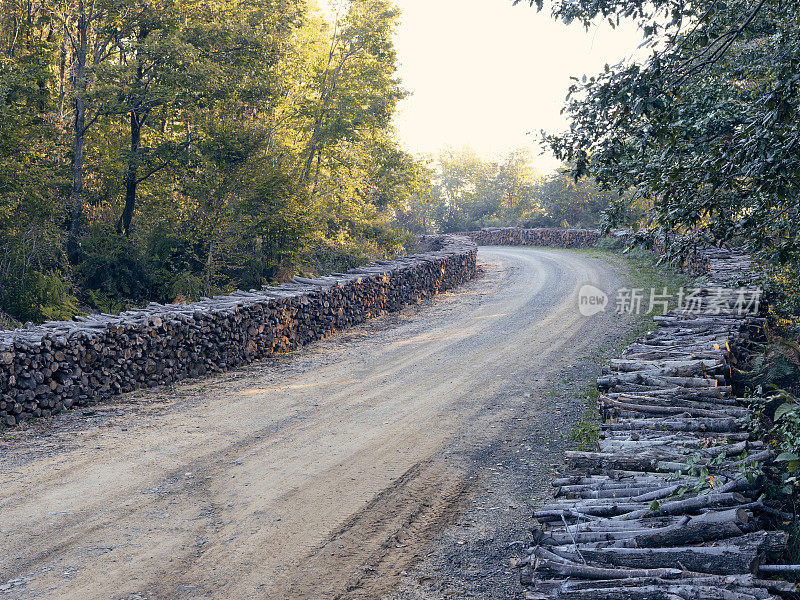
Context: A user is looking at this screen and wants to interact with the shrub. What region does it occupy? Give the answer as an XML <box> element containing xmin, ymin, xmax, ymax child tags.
<box><xmin>76</xmin><ymin>224</ymin><xmax>151</xmax><ymax>308</ymax></box>
<box><xmin>521</xmin><ymin>214</ymin><xmax>559</xmax><ymax>228</ymax></box>
<box><xmin>763</xmin><ymin>263</ymin><xmax>800</xmax><ymax>340</ymax></box>
<box><xmin>0</xmin><ymin>270</ymin><xmax>77</xmax><ymax>323</ymax></box>
<box><xmin>0</xmin><ymin>222</ymin><xmax>76</xmax><ymax>323</ymax></box>
<box><xmin>594</xmin><ymin>235</ymin><xmax>627</xmax><ymax>251</ymax></box>
<box><xmin>746</xmin><ymin>389</ymin><xmax>800</xmax><ymax>510</ymax></box>
<box><xmin>147</xmin><ymin>224</ymin><xmax>205</xmax><ymax>302</ymax></box>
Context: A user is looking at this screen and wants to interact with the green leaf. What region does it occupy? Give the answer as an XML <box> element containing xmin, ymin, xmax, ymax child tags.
<box><xmin>774</xmin><ymin>403</ymin><xmax>796</xmax><ymax>421</ymax></box>
<box><xmin>775</xmin><ymin>451</ymin><xmax>799</xmax><ymax>462</ymax></box>
<box><xmin>650</xmin><ymin>500</ymin><xmax>661</xmax><ymax>512</ymax></box>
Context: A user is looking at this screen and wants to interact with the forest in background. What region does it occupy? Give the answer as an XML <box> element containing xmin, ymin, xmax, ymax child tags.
<box><xmin>397</xmin><ymin>147</ymin><xmax>633</xmax><ymax>235</ymax></box>
<box><xmin>0</xmin><ymin>0</ymin><xmax>623</xmax><ymax>327</ymax></box>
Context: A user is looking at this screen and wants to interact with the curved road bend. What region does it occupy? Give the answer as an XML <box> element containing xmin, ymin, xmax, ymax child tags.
<box><xmin>0</xmin><ymin>247</ymin><xmax>629</xmax><ymax>600</ymax></box>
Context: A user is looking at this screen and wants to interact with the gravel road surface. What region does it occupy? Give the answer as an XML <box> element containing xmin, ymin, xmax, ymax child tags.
<box><xmin>0</xmin><ymin>247</ymin><xmax>631</xmax><ymax>600</ymax></box>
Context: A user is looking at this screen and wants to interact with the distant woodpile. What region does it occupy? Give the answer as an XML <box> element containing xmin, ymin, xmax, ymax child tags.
<box><xmin>457</xmin><ymin>227</ymin><xmax>601</xmax><ymax>248</ymax></box>
<box><xmin>0</xmin><ymin>235</ymin><xmax>477</xmax><ymax>426</ymax></box>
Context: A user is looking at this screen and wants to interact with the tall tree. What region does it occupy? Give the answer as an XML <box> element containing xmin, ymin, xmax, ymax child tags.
<box><xmin>65</xmin><ymin>0</ymin><xmax>132</xmax><ymax>257</ymax></box>
<box><xmin>536</xmin><ymin>171</ymin><xmax>626</xmax><ymax>229</ymax></box>
<box><xmin>0</xmin><ymin>0</ymin><xmax>429</xmax><ymax>321</ymax></box>
<box><xmin>301</xmin><ymin>0</ymin><xmax>404</xmax><ymax>196</ymax></box>
<box><xmin>427</xmin><ymin>147</ymin><xmax>543</xmax><ymax>232</ymax></box>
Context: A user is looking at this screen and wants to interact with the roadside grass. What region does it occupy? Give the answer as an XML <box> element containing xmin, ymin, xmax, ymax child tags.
<box><xmin>567</xmin><ymin>383</ymin><xmax>600</xmax><ymax>451</ymax></box>
<box><xmin>559</xmin><ymin>244</ymin><xmax>689</xmax><ymax>451</ymax></box>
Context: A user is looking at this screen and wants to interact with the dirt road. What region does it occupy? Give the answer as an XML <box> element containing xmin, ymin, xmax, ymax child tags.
<box><xmin>0</xmin><ymin>247</ymin><xmax>630</xmax><ymax>600</ymax></box>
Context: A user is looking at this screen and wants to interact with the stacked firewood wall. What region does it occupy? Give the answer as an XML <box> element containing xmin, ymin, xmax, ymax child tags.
<box><xmin>516</xmin><ymin>247</ymin><xmax>798</xmax><ymax>599</ymax></box>
<box><xmin>0</xmin><ymin>235</ymin><xmax>477</xmax><ymax>426</ymax></box>
<box><xmin>458</xmin><ymin>227</ymin><xmax>601</xmax><ymax>248</ymax></box>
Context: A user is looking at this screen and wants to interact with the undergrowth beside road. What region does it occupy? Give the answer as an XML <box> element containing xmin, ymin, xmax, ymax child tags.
<box><xmin>739</xmin><ymin>328</ymin><xmax>800</xmax><ymax>562</ymax></box>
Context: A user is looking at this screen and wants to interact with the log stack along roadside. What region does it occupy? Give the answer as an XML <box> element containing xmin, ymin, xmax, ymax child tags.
<box><xmin>457</xmin><ymin>227</ymin><xmax>601</xmax><ymax>248</ymax></box>
<box><xmin>0</xmin><ymin>235</ymin><xmax>476</xmax><ymax>427</ymax></box>
<box><xmin>516</xmin><ymin>245</ymin><xmax>799</xmax><ymax>599</ymax></box>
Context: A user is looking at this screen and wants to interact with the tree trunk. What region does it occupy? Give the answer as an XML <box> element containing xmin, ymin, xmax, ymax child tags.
<box><xmin>67</xmin><ymin>3</ymin><xmax>89</xmax><ymax>263</ymax></box>
<box><xmin>57</xmin><ymin>7</ymin><xmax>68</xmax><ymax>127</ymax></box>
<box><xmin>204</xmin><ymin>238</ymin><xmax>215</xmax><ymax>295</ymax></box>
<box><xmin>117</xmin><ymin>110</ymin><xmax>142</xmax><ymax>235</ymax></box>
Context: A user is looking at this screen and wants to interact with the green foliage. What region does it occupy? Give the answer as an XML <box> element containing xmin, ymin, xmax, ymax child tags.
<box><xmin>236</xmin><ymin>163</ymin><xmax>314</xmax><ymax>284</ymax></box>
<box><xmin>675</xmin><ymin>450</ymin><xmax>731</xmax><ymax>499</ymax></box>
<box><xmin>534</xmin><ymin>0</ymin><xmax>800</xmax><ymax>267</ymax></box>
<box><xmin>744</xmin><ymin>339</ymin><xmax>800</xmax><ymax>397</ymax></box>
<box><xmin>747</xmin><ymin>389</ymin><xmax>800</xmax><ymax>504</ymax></box>
<box><xmin>0</xmin><ymin>221</ymin><xmax>76</xmax><ymax>323</ymax></box>
<box><xmin>426</xmin><ymin>147</ymin><xmax>542</xmax><ymax>232</ymax></box>
<box><xmin>83</xmin><ymin>289</ymin><xmax>124</xmax><ymax>315</ymax></box>
<box><xmin>568</xmin><ymin>419</ymin><xmax>599</xmax><ymax>451</ymax></box>
<box><xmin>594</xmin><ymin>235</ymin><xmax>626</xmax><ymax>252</ymax></box>
<box><xmin>1</xmin><ymin>269</ymin><xmax>77</xmax><ymax>323</ymax></box>
<box><xmin>416</xmin><ymin>148</ymin><xmax>624</xmax><ymax>233</ymax></box>
<box><xmin>76</xmin><ymin>224</ymin><xmax>152</xmax><ymax>305</ymax></box>
<box><xmin>763</xmin><ymin>264</ymin><xmax>800</xmax><ymax>338</ymax></box>
<box><xmin>536</xmin><ymin>171</ymin><xmax>628</xmax><ymax>229</ymax></box>
<box><xmin>740</xmin><ymin>330</ymin><xmax>800</xmax><ymax>521</ymax></box>
<box><xmin>0</xmin><ymin>0</ymin><xmax>429</xmax><ymax>323</ymax></box>
<box><xmin>146</xmin><ymin>224</ymin><xmax>206</xmax><ymax>302</ymax></box>
<box><xmin>787</xmin><ymin>520</ymin><xmax>800</xmax><ymax>564</ymax></box>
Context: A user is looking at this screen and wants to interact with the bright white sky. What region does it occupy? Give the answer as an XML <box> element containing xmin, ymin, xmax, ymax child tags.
<box><xmin>319</xmin><ymin>1</ymin><xmax>642</xmax><ymax>173</ymax></box>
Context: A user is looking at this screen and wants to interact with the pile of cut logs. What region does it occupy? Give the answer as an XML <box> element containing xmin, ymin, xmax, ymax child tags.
<box><xmin>0</xmin><ymin>235</ymin><xmax>476</xmax><ymax>427</ymax></box>
<box><xmin>651</xmin><ymin>235</ymin><xmax>759</xmax><ymax>285</ymax></box>
<box><xmin>458</xmin><ymin>227</ymin><xmax>600</xmax><ymax>248</ymax></box>
<box><xmin>517</xmin><ymin>245</ymin><xmax>798</xmax><ymax>599</ymax></box>
<box><xmin>685</xmin><ymin>247</ymin><xmax>760</xmax><ymax>286</ymax></box>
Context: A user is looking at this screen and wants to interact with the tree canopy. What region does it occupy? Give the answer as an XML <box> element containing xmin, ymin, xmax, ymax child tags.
<box><xmin>521</xmin><ymin>0</ymin><xmax>800</xmax><ymax>265</ymax></box>
<box><xmin>0</xmin><ymin>0</ymin><xmax>429</xmax><ymax>323</ymax></box>
<box><xmin>401</xmin><ymin>147</ymin><xmax>621</xmax><ymax>233</ymax></box>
